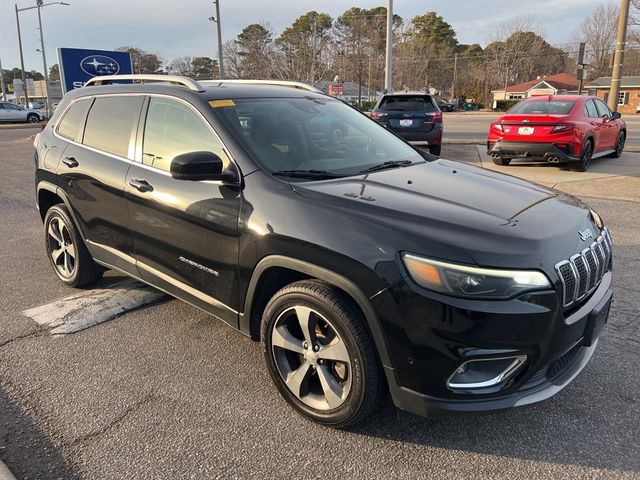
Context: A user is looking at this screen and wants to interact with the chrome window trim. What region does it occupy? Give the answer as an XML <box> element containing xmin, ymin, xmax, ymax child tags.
<box><xmin>52</xmin><ymin>93</ymin><xmax>147</xmax><ymax>164</ymax></box>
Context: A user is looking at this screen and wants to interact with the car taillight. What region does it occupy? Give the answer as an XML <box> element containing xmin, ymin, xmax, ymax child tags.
<box><xmin>491</xmin><ymin>123</ymin><xmax>503</xmax><ymax>132</ymax></box>
<box><xmin>431</xmin><ymin>112</ymin><xmax>443</xmax><ymax>123</ymax></box>
<box><xmin>33</xmin><ymin>133</ymin><xmax>41</xmax><ymax>149</ymax></box>
<box><xmin>370</xmin><ymin>112</ymin><xmax>388</xmax><ymax>121</ymax></box>
<box><xmin>551</xmin><ymin>124</ymin><xmax>572</xmax><ymax>133</ymax></box>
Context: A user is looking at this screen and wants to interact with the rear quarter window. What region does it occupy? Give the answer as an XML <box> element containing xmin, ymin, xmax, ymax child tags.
<box><xmin>56</xmin><ymin>98</ymin><xmax>92</xmax><ymax>140</ymax></box>
<box><xmin>82</xmin><ymin>96</ymin><xmax>144</xmax><ymax>158</ymax></box>
<box><xmin>380</xmin><ymin>96</ymin><xmax>437</xmax><ymax>112</ymax></box>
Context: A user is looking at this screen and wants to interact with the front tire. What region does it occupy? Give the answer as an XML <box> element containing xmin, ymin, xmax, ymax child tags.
<box><xmin>571</xmin><ymin>139</ymin><xmax>593</xmax><ymax>172</ymax></box>
<box><xmin>44</xmin><ymin>205</ymin><xmax>103</xmax><ymax>287</ymax></box>
<box><xmin>261</xmin><ymin>280</ymin><xmax>385</xmax><ymax>428</ymax></box>
<box><xmin>27</xmin><ymin>113</ymin><xmax>39</xmax><ymax>124</ymax></box>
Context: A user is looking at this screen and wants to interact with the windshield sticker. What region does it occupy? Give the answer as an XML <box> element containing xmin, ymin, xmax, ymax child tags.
<box><xmin>209</xmin><ymin>99</ymin><xmax>236</xmax><ymax>108</ymax></box>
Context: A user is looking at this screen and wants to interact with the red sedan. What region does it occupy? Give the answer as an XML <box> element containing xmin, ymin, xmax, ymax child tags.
<box><xmin>487</xmin><ymin>95</ymin><xmax>626</xmax><ymax>171</ymax></box>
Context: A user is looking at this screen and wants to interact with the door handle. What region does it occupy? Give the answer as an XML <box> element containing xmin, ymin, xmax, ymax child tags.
<box><xmin>129</xmin><ymin>178</ymin><xmax>154</xmax><ymax>193</ymax></box>
<box><xmin>61</xmin><ymin>156</ymin><xmax>79</xmax><ymax>168</ymax></box>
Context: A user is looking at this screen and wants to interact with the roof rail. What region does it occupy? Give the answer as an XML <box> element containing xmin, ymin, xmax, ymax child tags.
<box><xmin>200</xmin><ymin>79</ymin><xmax>322</xmax><ymax>93</ymax></box>
<box><xmin>84</xmin><ymin>74</ymin><xmax>205</xmax><ymax>92</ymax></box>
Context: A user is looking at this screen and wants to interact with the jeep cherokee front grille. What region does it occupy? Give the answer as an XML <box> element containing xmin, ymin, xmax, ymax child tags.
<box><xmin>555</xmin><ymin>228</ymin><xmax>612</xmax><ymax>307</ymax></box>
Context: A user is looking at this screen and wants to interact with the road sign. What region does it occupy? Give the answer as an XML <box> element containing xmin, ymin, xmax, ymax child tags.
<box><xmin>328</xmin><ymin>83</ymin><xmax>344</xmax><ymax>96</ymax></box>
<box><xmin>57</xmin><ymin>47</ymin><xmax>133</xmax><ymax>94</ymax></box>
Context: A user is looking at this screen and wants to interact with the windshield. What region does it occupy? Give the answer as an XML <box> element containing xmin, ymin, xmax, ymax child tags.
<box><xmin>509</xmin><ymin>100</ymin><xmax>576</xmax><ymax>115</ymax></box>
<box><xmin>211</xmin><ymin>97</ymin><xmax>424</xmax><ymax>179</ymax></box>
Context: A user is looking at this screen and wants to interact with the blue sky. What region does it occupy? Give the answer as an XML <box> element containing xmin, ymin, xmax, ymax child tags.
<box><xmin>0</xmin><ymin>0</ymin><xmax>606</xmax><ymax>73</ymax></box>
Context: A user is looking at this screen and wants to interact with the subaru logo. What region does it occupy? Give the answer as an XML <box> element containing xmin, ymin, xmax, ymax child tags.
<box><xmin>578</xmin><ymin>229</ymin><xmax>594</xmax><ymax>241</ymax></box>
<box><xmin>80</xmin><ymin>55</ymin><xmax>120</xmax><ymax>76</ymax></box>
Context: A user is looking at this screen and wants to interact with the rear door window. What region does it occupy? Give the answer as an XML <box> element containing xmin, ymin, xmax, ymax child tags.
<box><xmin>584</xmin><ymin>100</ymin><xmax>599</xmax><ymax>118</ymax></box>
<box><xmin>83</xmin><ymin>96</ymin><xmax>144</xmax><ymax>158</ymax></box>
<box><xmin>57</xmin><ymin>98</ymin><xmax>92</xmax><ymax>140</ymax></box>
<box><xmin>380</xmin><ymin>96</ymin><xmax>437</xmax><ymax>112</ymax></box>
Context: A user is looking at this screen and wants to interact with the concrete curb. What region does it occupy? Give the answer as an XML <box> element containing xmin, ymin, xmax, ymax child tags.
<box><xmin>0</xmin><ymin>461</ymin><xmax>17</xmax><ymax>480</ymax></box>
<box><xmin>0</xmin><ymin>123</ymin><xmax>43</xmax><ymax>130</ymax></box>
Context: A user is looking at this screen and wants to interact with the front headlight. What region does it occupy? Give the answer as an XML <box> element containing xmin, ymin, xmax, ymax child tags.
<box><xmin>402</xmin><ymin>254</ymin><xmax>551</xmax><ymax>299</ymax></box>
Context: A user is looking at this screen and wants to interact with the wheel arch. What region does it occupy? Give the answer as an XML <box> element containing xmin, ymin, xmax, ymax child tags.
<box><xmin>241</xmin><ymin>255</ymin><xmax>393</xmax><ymax>369</ymax></box>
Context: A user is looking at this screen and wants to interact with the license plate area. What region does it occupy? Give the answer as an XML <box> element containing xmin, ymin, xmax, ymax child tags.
<box><xmin>399</xmin><ymin>119</ymin><xmax>413</xmax><ymax>127</ymax></box>
<box><xmin>518</xmin><ymin>126</ymin><xmax>535</xmax><ymax>135</ymax></box>
<box><xmin>583</xmin><ymin>290</ymin><xmax>612</xmax><ymax>346</ymax></box>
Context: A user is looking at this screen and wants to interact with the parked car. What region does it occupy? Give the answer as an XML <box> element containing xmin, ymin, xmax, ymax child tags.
<box><xmin>438</xmin><ymin>99</ymin><xmax>456</xmax><ymax>112</ymax></box>
<box><xmin>488</xmin><ymin>95</ymin><xmax>626</xmax><ymax>171</ymax></box>
<box><xmin>35</xmin><ymin>75</ymin><xmax>613</xmax><ymax>428</ymax></box>
<box><xmin>0</xmin><ymin>101</ymin><xmax>44</xmax><ymax>123</ymax></box>
<box><xmin>370</xmin><ymin>92</ymin><xmax>442</xmax><ymax>156</ymax></box>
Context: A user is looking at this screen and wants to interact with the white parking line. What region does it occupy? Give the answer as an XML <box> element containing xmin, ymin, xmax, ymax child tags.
<box><xmin>0</xmin><ymin>461</ymin><xmax>17</xmax><ymax>480</ymax></box>
<box><xmin>22</xmin><ymin>279</ymin><xmax>166</xmax><ymax>335</ymax></box>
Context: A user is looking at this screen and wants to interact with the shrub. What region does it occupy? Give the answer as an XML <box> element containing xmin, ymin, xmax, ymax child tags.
<box><xmin>494</xmin><ymin>99</ymin><xmax>521</xmax><ymax>111</ymax></box>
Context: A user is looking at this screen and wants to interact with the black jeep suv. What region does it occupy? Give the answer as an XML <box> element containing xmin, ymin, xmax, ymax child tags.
<box><xmin>34</xmin><ymin>75</ymin><xmax>613</xmax><ymax>428</ymax></box>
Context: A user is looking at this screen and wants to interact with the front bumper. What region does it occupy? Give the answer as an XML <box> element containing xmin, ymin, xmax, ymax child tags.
<box><xmin>488</xmin><ymin>141</ymin><xmax>578</xmax><ymax>162</ymax></box>
<box><xmin>373</xmin><ymin>268</ymin><xmax>612</xmax><ymax>418</ymax></box>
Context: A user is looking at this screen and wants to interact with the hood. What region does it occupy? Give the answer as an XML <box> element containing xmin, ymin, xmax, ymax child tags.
<box><xmin>291</xmin><ymin>160</ymin><xmax>598</xmax><ymax>271</ymax></box>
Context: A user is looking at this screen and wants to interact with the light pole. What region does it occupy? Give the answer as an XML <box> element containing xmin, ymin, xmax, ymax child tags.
<box><xmin>15</xmin><ymin>3</ymin><xmax>30</xmax><ymax>107</ymax></box>
<box><xmin>384</xmin><ymin>0</ymin><xmax>393</xmax><ymax>93</ymax></box>
<box><xmin>0</xmin><ymin>57</ymin><xmax>7</xmax><ymax>101</ymax></box>
<box><xmin>608</xmin><ymin>0</ymin><xmax>631</xmax><ymax>112</ymax></box>
<box><xmin>16</xmin><ymin>0</ymin><xmax>70</xmax><ymax>117</ymax></box>
<box><xmin>208</xmin><ymin>0</ymin><xmax>224</xmax><ymax>79</ymax></box>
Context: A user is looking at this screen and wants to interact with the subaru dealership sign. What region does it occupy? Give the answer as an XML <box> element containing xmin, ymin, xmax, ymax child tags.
<box><xmin>57</xmin><ymin>48</ymin><xmax>133</xmax><ymax>93</ymax></box>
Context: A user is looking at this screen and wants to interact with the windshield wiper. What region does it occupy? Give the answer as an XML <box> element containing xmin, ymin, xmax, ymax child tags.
<box><xmin>359</xmin><ymin>160</ymin><xmax>414</xmax><ymax>174</ymax></box>
<box><xmin>271</xmin><ymin>169</ymin><xmax>345</xmax><ymax>179</ymax></box>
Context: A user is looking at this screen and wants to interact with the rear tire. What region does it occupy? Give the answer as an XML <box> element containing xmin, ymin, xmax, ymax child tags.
<box><xmin>609</xmin><ymin>131</ymin><xmax>625</xmax><ymax>158</ymax></box>
<box><xmin>571</xmin><ymin>139</ymin><xmax>593</xmax><ymax>172</ymax></box>
<box><xmin>428</xmin><ymin>144</ymin><xmax>441</xmax><ymax>157</ymax></box>
<box><xmin>261</xmin><ymin>280</ymin><xmax>385</xmax><ymax>428</ymax></box>
<box><xmin>492</xmin><ymin>156</ymin><xmax>511</xmax><ymax>166</ymax></box>
<box><xmin>44</xmin><ymin>204</ymin><xmax>103</xmax><ymax>288</ymax></box>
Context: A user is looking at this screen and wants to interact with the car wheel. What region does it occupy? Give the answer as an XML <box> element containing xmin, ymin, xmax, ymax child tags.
<box><xmin>609</xmin><ymin>131</ymin><xmax>625</xmax><ymax>158</ymax></box>
<box><xmin>429</xmin><ymin>144</ymin><xmax>441</xmax><ymax>156</ymax></box>
<box><xmin>571</xmin><ymin>139</ymin><xmax>593</xmax><ymax>172</ymax></box>
<box><xmin>261</xmin><ymin>280</ymin><xmax>385</xmax><ymax>428</ymax></box>
<box><xmin>27</xmin><ymin>113</ymin><xmax>39</xmax><ymax>123</ymax></box>
<box><xmin>492</xmin><ymin>156</ymin><xmax>511</xmax><ymax>166</ymax></box>
<box><xmin>44</xmin><ymin>204</ymin><xmax>103</xmax><ymax>287</ymax></box>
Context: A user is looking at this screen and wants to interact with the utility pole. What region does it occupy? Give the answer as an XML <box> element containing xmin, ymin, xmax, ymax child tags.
<box><xmin>0</xmin><ymin>57</ymin><xmax>6</xmax><ymax>101</ymax></box>
<box><xmin>15</xmin><ymin>3</ymin><xmax>30</xmax><ymax>107</ymax></box>
<box><xmin>384</xmin><ymin>0</ymin><xmax>393</xmax><ymax>93</ymax></box>
<box><xmin>608</xmin><ymin>0</ymin><xmax>631</xmax><ymax>111</ymax></box>
<box><xmin>210</xmin><ymin>0</ymin><xmax>224</xmax><ymax>79</ymax></box>
<box><xmin>36</xmin><ymin>0</ymin><xmax>52</xmax><ymax>118</ymax></box>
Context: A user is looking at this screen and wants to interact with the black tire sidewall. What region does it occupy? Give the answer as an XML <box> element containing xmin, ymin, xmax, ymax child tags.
<box><xmin>44</xmin><ymin>205</ymin><xmax>82</xmax><ymax>285</ymax></box>
<box><xmin>262</xmin><ymin>289</ymin><xmax>368</xmax><ymax>427</ymax></box>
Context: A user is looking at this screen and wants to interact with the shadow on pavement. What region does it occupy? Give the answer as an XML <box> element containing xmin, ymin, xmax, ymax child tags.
<box><xmin>0</xmin><ymin>388</ymin><xmax>79</xmax><ymax>480</ymax></box>
<box><xmin>349</xmin><ymin>381</ymin><xmax>638</xmax><ymax>475</ymax></box>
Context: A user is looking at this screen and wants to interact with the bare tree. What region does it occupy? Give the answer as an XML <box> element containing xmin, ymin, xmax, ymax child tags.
<box><xmin>168</xmin><ymin>56</ymin><xmax>193</xmax><ymax>76</ymax></box>
<box><xmin>570</xmin><ymin>3</ymin><xmax>619</xmax><ymax>79</ymax></box>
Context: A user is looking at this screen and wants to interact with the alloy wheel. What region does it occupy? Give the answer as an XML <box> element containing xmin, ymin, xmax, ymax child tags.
<box><xmin>581</xmin><ymin>140</ymin><xmax>593</xmax><ymax>170</ymax></box>
<box><xmin>616</xmin><ymin>132</ymin><xmax>625</xmax><ymax>156</ymax></box>
<box><xmin>271</xmin><ymin>305</ymin><xmax>352</xmax><ymax>411</ymax></box>
<box><xmin>47</xmin><ymin>216</ymin><xmax>76</xmax><ymax>278</ymax></box>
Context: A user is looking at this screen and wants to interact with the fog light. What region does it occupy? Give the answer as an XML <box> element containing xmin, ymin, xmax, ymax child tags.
<box><xmin>447</xmin><ymin>355</ymin><xmax>527</xmax><ymax>390</ymax></box>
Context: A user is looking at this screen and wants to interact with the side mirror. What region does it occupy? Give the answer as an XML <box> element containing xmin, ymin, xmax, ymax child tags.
<box><xmin>170</xmin><ymin>151</ymin><xmax>237</xmax><ymax>183</ymax></box>
<box><xmin>612</xmin><ymin>111</ymin><xmax>622</xmax><ymax>119</ymax></box>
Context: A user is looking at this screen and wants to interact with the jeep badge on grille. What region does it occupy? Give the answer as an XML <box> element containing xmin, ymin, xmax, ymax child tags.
<box><xmin>578</xmin><ymin>229</ymin><xmax>594</xmax><ymax>241</ymax></box>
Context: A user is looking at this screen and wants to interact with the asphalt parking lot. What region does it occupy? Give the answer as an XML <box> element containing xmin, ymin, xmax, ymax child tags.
<box><xmin>1</xmin><ymin>127</ymin><xmax>639</xmax><ymax>479</ymax></box>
